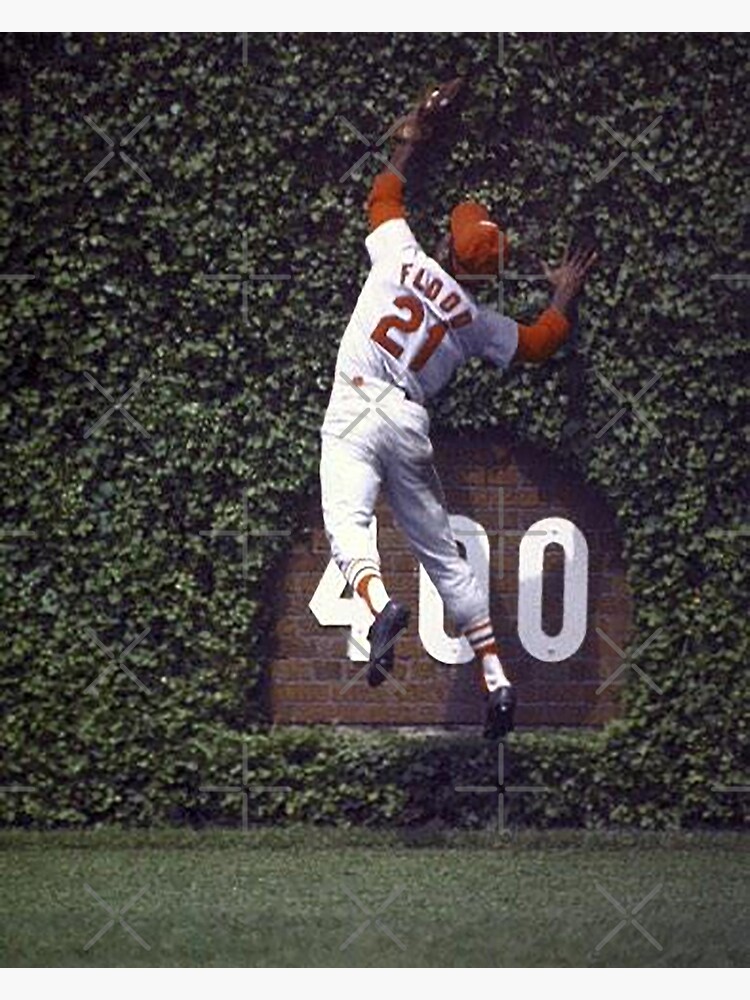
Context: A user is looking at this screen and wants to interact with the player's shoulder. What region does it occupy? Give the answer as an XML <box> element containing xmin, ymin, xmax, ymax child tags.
<box><xmin>473</xmin><ymin>302</ymin><xmax>515</xmax><ymax>327</ymax></box>
<box><xmin>463</xmin><ymin>304</ymin><xmax>518</xmax><ymax>368</ymax></box>
<box><xmin>365</xmin><ymin>218</ymin><xmax>421</xmax><ymax>265</ymax></box>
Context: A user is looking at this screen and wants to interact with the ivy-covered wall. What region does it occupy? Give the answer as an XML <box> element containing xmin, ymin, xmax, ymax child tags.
<box><xmin>0</xmin><ymin>33</ymin><xmax>746</xmax><ymax>828</ymax></box>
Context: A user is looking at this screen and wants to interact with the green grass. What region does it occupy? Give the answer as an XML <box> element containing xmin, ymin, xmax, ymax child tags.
<box><xmin>0</xmin><ymin>828</ymin><xmax>747</xmax><ymax>967</ymax></box>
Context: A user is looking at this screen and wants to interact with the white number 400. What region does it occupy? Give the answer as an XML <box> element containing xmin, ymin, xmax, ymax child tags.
<box><xmin>309</xmin><ymin>515</ymin><xmax>589</xmax><ymax>665</ymax></box>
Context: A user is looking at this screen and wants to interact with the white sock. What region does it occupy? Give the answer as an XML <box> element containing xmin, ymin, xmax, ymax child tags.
<box><xmin>366</xmin><ymin>576</ymin><xmax>390</xmax><ymax>615</ymax></box>
<box><xmin>349</xmin><ymin>559</ymin><xmax>390</xmax><ymax>615</ymax></box>
<box><xmin>481</xmin><ymin>651</ymin><xmax>510</xmax><ymax>691</ymax></box>
<box><xmin>464</xmin><ymin>618</ymin><xmax>511</xmax><ymax>691</ymax></box>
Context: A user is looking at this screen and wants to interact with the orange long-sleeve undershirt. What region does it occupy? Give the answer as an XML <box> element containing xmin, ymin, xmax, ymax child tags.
<box><xmin>368</xmin><ymin>172</ymin><xmax>406</xmax><ymax>230</ymax></box>
<box><xmin>367</xmin><ymin>172</ymin><xmax>571</xmax><ymax>363</ymax></box>
<box><xmin>516</xmin><ymin>307</ymin><xmax>571</xmax><ymax>363</ymax></box>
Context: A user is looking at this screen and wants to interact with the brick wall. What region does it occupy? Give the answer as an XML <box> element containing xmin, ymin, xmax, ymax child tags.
<box><xmin>269</xmin><ymin>433</ymin><xmax>632</xmax><ymax>729</ymax></box>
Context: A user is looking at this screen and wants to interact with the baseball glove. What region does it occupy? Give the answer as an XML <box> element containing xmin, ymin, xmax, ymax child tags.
<box><xmin>392</xmin><ymin>77</ymin><xmax>465</xmax><ymax>143</ymax></box>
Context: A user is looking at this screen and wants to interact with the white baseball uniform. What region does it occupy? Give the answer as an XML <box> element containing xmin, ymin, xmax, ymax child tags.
<box><xmin>320</xmin><ymin>216</ymin><xmax>518</xmax><ymax>634</ymax></box>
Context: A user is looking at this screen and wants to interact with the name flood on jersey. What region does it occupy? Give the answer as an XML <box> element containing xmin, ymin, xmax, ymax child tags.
<box><xmin>398</xmin><ymin>263</ymin><xmax>472</xmax><ymax>330</ymax></box>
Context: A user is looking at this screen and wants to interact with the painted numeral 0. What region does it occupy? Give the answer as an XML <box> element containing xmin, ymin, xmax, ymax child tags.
<box><xmin>517</xmin><ymin>517</ymin><xmax>588</xmax><ymax>662</ymax></box>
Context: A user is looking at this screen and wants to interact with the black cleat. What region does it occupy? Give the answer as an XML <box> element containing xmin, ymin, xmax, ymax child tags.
<box><xmin>367</xmin><ymin>600</ymin><xmax>410</xmax><ymax>687</ymax></box>
<box><xmin>484</xmin><ymin>685</ymin><xmax>517</xmax><ymax>740</ymax></box>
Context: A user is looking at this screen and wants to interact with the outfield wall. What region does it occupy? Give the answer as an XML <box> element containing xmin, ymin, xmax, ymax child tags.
<box><xmin>270</xmin><ymin>435</ymin><xmax>632</xmax><ymax>727</ymax></box>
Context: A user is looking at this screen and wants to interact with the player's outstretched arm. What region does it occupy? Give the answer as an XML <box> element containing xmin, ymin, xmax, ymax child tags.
<box><xmin>367</xmin><ymin>79</ymin><xmax>463</xmax><ymax>232</ymax></box>
<box><xmin>389</xmin><ymin>78</ymin><xmax>463</xmax><ymax>175</ymax></box>
<box><xmin>515</xmin><ymin>244</ymin><xmax>598</xmax><ymax>364</ymax></box>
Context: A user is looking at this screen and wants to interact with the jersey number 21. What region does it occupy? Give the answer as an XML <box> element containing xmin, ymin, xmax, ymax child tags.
<box><xmin>370</xmin><ymin>294</ymin><xmax>447</xmax><ymax>373</ymax></box>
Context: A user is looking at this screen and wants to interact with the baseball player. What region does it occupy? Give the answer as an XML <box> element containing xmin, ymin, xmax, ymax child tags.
<box><xmin>320</xmin><ymin>80</ymin><xmax>597</xmax><ymax>739</ymax></box>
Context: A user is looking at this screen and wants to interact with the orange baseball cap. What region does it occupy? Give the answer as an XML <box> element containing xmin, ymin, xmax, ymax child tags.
<box><xmin>450</xmin><ymin>202</ymin><xmax>509</xmax><ymax>277</ymax></box>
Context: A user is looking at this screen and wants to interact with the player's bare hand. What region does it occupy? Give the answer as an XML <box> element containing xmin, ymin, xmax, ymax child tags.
<box><xmin>543</xmin><ymin>244</ymin><xmax>598</xmax><ymax>313</ymax></box>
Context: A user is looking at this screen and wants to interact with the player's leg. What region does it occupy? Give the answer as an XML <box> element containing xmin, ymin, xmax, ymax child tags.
<box><xmin>319</xmin><ymin>430</ymin><xmax>390</xmax><ymax>614</ymax></box>
<box><xmin>320</xmin><ymin>429</ymin><xmax>410</xmax><ymax>687</ymax></box>
<box><xmin>384</xmin><ymin>456</ymin><xmax>510</xmax><ymax>683</ymax></box>
<box><xmin>384</xmin><ymin>436</ymin><xmax>515</xmax><ymax>735</ymax></box>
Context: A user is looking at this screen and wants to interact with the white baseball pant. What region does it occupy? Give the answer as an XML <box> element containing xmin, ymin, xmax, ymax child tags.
<box><xmin>320</xmin><ymin>376</ymin><xmax>488</xmax><ymax>632</ymax></box>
